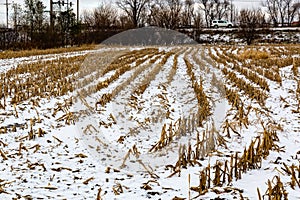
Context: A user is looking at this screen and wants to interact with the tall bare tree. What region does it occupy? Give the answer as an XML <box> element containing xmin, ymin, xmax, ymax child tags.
<box><xmin>264</xmin><ymin>0</ymin><xmax>278</xmax><ymax>26</ymax></box>
<box><xmin>199</xmin><ymin>0</ymin><xmax>231</xmax><ymax>27</ymax></box>
<box><xmin>238</xmin><ymin>9</ymin><xmax>265</xmax><ymax>45</ymax></box>
<box><xmin>287</xmin><ymin>1</ymin><xmax>300</xmax><ymax>25</ymax></box>
<box><xmin>264</xmin><ymin>0</ymin><xmax>300</xmax><ymax>26</ymax></box>
<box><xmin>296</xmin><ymin>3</ymin><xmax>300</xmax><ymax>22</ymax></box>
<box><xmin>214</xmin><ymin>0</ymin><xmax>231</xmax><ymax>20</ymax></box>
<box><xmin>93</xmin><ymin>4</ymin><xmax>117</xmax><ymax>29</ymax></box>
<box><xmin>192</xmin><ymin>7</ymin><xmax>204</xmax><ymax>29</ymax></box>
<box><xmin>181</xmin><ymin>0</ymin><xmax>195</xmax><ymax>27</ymax></box>
<box><xmin>116</xmin><ymin>0</ymin><xmax>150</xmax><ymax>27</ymax></box>
<box><xmin>83</xmin><ymin>4</ymin><xmax>118</xmax><ymax>30</ymax></box>
<box><xmin>148</xmin><ymin>0</ymin><xmax>182</xmax><ymax>29</ymax></box>
<box><xmin>199</xmin><ymin>0</ymin><xmax>211</xmax><ymax>27</ymax></box>
<box><xmin>11</xmin><ymin>3</ymin><xmax>22</xmax><ymax>30</ymax></box>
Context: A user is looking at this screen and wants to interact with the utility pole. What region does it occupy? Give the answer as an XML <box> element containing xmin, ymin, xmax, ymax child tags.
<box><xmin>49</xmin><ymin>0</ymin><xmax>75</xmax><ymax>45</ymax></box>
<box><xmin>77</xmin><ymin>0</ymin><xmax>79</xmax><ymax>23</ymax></box>
<box><xmin>50</xmin><ymin>0</ymin><xmax>77</xmax><ymax>27</ymax></box>
<box><xmin>230</xmin><ymin>0</ymin><xmax>233</xmax><ymax>23</ymax></box>
<box><xmin>0</xmin><ymin>0</ymin><xmax>10</xmax><ymax>28</ymax></box>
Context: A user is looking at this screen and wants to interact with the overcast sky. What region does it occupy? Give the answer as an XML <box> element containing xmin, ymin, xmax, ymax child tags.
<box><xmin>0</xmin><ymin>0</ymin><xmax>264</xmax><ymax>26</ymax></box>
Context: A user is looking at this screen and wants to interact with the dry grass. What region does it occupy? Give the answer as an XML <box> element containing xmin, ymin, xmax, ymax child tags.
<box><xmin>217</xmin><ymin>46</ymin><xmax>284</xmax><ymax>84</ymax></box>
<box><xmin>0</xmin><ymin>44</ymin><xmax>96</xmax><ymax>59</ymax></box>
<box><xmin>238</xmin><ymin>49</ymin><xmax>270</xmax><ymax>60</ymax></box>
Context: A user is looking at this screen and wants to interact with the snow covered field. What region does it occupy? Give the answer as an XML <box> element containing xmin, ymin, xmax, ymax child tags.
<box><xmin>0</xmin><ymin>44</ymin><xmax>299</xmax><ymax>199</ymax></box>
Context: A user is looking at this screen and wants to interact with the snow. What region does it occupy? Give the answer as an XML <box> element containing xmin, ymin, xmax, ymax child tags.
<box><xmin>0</xmin><ymin>45</ymin><xmax>299</xmax><ymax>199</ymax></box>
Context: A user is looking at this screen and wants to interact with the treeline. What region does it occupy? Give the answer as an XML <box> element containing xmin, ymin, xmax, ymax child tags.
<box><xmin>1</xmin><ymin>0</ymin><xmax>300</xmax><ymax>49</ymax></box>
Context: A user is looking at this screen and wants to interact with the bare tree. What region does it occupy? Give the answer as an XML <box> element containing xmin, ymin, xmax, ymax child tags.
<box><xmin>167</xmin><ymin>0</ymin><xmax>183</xmax><ymax>28</ymax></box>
<box><xmin>93</xmin><ymin>4</ymin><xmax>117</xmax><ymax>30</ymax></box>
<box><xmin>23</xmin><ymin>0</ymin><xmax>46</xmax><ymax>40</ymax></box>
<box><xmin>149</xmin><ymin>0</ymin><xmax>182</xmax><ymax>29</ymax></box>
<box><xmin>199</xmin><ymin>0</ymin><xmax>232</xmax><ymax>27</ymax></box>
<box><xmin>214</xmin><ymin>0</ymin><xmax>231</xmax><ymax>20</ymax></box>
<box><xmin>83</xmin><ymin>4</ymin><xmax>117</xmax><ymax>29</ymax></box>
<box><xmin>296</xmin><ymin>3</ymin><xmax>300</xmax><ymax>22</ymax></box>
<box><xmin>287</xmin><ymin>1</ymin><xmax>300</xmax><ymax>25</ymax></box>
<box><xmin>181</xmin><ymin>0</ymin><xmax>195</xmax><ymax>27</ymax></box>
<box><xmin>264</xmin><ymin>0</ymin><xmax>300</xmax><ymax>26</ymax></box>
<box><xmin>199</xmin><ymin>0</ymin><xmax>211</xmax><ymax>27</ymax></box>
<box><xmin>238</xmin><ymin>9</ymin><xmax>265</xmax><ymax>45</ymax></box>
<box><xmin>117</xmin><ymin>14</ymin><xmax>134</xmax><ymax>29</ymax></box>
<box><xmin>277</xmin><ymin>0</ymin><xmax>286</xmax><ymax>25</ymax></box>
<box><xmin>116</xmin><ymin>0</ymin><xmax>150</xmax><ymax>27</ymax></box>
<box><xmin>264</xmin><ymin>0</ymin><xmax>278</xmax><ymax>26</ymax></box>
<box><xmin>82</xmin><ymin>10</ymin><xmax>94</xmax><ymax>28</ymax></box>
<box><xmin>192</xmin><ymin>9</ymin><xmax>204</xmax><ymax>29</ymax></box>
<box><xmin>11</xmin><ymin>3</ymin><xmax>22</xmax><ymax>30</ymax></box>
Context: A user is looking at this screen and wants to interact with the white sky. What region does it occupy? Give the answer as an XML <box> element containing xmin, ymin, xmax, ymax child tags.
<box><xmin>0</xmin><ymin>0</ymin><xmax>264</xmax><ymax>26</ymax></box>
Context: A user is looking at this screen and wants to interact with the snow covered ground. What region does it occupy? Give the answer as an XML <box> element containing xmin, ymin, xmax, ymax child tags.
<box><xmin>0</xmin><ymin>44</ymin><xmax>299</xmax><ymax>200</ymax></box>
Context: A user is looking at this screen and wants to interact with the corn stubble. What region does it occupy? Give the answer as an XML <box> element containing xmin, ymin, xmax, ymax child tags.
<box><xmin>1</xmin><ymin>45</ymin><xmax>300</xmax><ymax>199</ymax></box>
<box><xmin>186</xmin><ymin>45</ymin><xmax>299</xmax><ymax>198</ymax></box>
<box><xmin>184</xmin><ymin>57</ymin><xmax>211</xmax><ymax>126</ymax></box>
<box><xmin>191</xmin><ymin>121</ymin><xmax>282</xmax><ymax>196</ymax></box>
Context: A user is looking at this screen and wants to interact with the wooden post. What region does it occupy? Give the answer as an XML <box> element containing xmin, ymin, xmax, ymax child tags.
<box><xmin>77</xmin><ymin>0</ymin><xmax>79</xmax><ymax>23</ymax></box>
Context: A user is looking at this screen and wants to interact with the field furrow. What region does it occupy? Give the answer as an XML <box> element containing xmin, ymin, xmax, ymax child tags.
<box><xmin>0</xmin><ymin>44</ymin><xmax>300</xmax><ymax>200</ymax></box>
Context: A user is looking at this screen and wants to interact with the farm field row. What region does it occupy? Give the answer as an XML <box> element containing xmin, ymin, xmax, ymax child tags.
<box><xmin>0</xmin><ymin>44</ymin><xmax>299</xmax><ymax>199</ymax></box>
